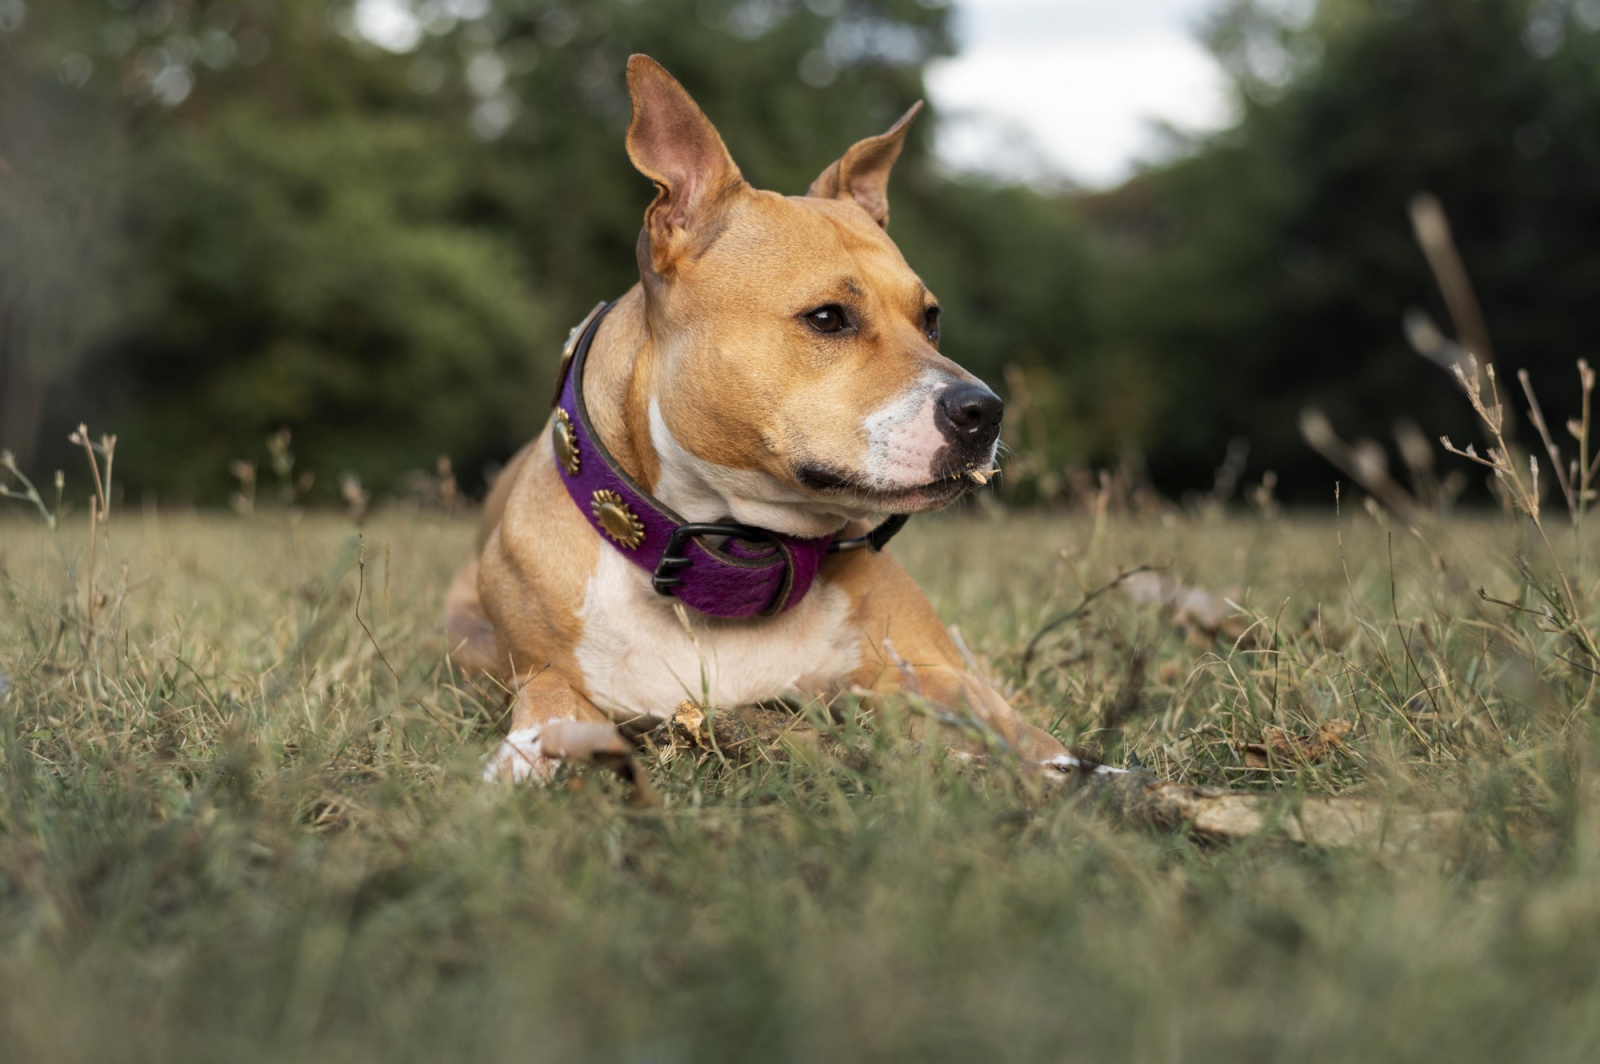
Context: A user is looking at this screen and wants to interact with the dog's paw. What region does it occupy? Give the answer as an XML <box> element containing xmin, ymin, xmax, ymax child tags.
<box><xmin>482</xmin><ymin>723</ymin><xmax>568</xmax><ymax>783</ymax></box>
<box><xmin>481</xmin><ymin>719</ymin><xmax>654</xmax><ymax>803</ymax></box>
<box><xmin>1040</xmin><ymin>753</ymin><xmax>1131</xmax><ymax>778</ymax></box>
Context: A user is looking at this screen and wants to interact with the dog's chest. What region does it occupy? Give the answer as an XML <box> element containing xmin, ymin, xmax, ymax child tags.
<box><xmin>573</xmin><ymin>548</ymin><xmax>861</xmax><ymax>720</ymax></box>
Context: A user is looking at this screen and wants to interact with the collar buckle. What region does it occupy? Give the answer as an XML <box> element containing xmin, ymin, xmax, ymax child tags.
<box><xmin>653</xmin><ymin>522</ymin><xmax>781</xmax><ymax>595</ymax></box>
<box><xmin>827</xmin><ymin>513</ymin><xmax>910</xmax><ymax>554</ymax></box>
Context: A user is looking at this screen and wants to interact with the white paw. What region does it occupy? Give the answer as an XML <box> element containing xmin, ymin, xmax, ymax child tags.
<box><xmin>1041</xmin><ymin>753</ymin><xmax>1131</xmax><ymax>777</ymax></box>
<box><xmin>482</xmin><ymin>721</ymin><xmax>571</xmax><ymax>784</ymax></box>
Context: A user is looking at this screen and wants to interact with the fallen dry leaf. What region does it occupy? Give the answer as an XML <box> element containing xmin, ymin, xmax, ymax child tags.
<box><xmin>672</xmin><ymin>701</ymin><xmax>710</xmax><ymax>747</ymax></box>
<box><xmin>651</xmin><ymin>702</ymin><xmax>824</xmax><ymax>766</ymax></box>
<box><xmin>1156</xmin><ymin>661</ymin><xmax>1189</xmax><ymax>687</ymax></box>
<box><xmin>1122</xmin><ymin>571</ymin><xmax>1258</xmax><ymax>645</ymax></box>
<box><xmin>1243</xmin><ymin>719</ymin><xmax>1354</xmax><ymax>768</ymax></box>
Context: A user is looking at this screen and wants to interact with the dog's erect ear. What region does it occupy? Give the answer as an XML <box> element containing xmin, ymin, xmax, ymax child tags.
<box><xmin>807</xmin><ymin>101</ymin><xmax>923</xmax><ymax>229</ymax></box>
<box><xmin>625</xmin><ymin>55</ymin><xmax>744</xmax><ymax>267</ymax></box>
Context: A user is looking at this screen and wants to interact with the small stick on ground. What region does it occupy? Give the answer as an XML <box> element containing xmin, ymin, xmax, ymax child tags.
<box><xmin>1021</xmin><ymin>564</ymin><xmax>1163</xmax><ymax>679</ymax></box>
<box><xmin>1052</xmin><ymin>769</ymin><xmax>1466</xmax><ymax>853</ymax></box>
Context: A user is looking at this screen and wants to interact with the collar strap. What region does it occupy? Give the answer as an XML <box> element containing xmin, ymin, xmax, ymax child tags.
<box><xmin>551</xmin><ymin>302</ymin><xmax>906</xmax><ymax>619</ymax></box>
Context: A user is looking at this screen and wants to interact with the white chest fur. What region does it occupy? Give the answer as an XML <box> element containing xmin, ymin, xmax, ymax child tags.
<box><xmin>573</xmin><ymin>547</ymin><xmax>862</xmax><ymax>721</ymax></box>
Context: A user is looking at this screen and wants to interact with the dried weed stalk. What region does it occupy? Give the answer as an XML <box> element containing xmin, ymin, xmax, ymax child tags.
<box><xmin>1302</xmin><ymin>192</ymin><xmax>1600</xmax><ymax>673</ymax></box>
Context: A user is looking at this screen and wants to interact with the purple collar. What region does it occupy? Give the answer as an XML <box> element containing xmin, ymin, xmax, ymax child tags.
<box><xmin>550</xmin><ymin>302</ymin><xmax>907</xmax><ymax>619</ymax></box>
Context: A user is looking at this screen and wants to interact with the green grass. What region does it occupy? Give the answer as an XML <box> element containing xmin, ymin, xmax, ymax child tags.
<box><xmin>4</xmin><ymin>505</ymin><xmax>1600</xmax><ymax>1063</ymax></box>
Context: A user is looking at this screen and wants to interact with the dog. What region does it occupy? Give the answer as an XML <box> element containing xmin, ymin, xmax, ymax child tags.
<box><xmin>446</xmin><ymin>55</ymin><xmax>1086</xmax><ymax>786</ymax></box>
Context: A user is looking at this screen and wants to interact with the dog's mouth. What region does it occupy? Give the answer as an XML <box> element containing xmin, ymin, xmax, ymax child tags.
<box><xmin>794</xmin><ymin>461</ymin><xmax>995</xmax><ymax>513</ymax></box>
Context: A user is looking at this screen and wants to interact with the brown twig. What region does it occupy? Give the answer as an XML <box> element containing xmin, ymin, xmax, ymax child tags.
<box><xmin>70</xmin><ymin>423</ymin><xmax>108</xmax><ymax>522</ymax></box>
<box><xmin>1519</xmin><ymin>368</ymin><xmax>1573</xmax><ymax>515</ymax></box>
<box><xmin>1020</xmin><ymin>564</ymin><xmax>1164</xmax><ymax>679</ymax></box>
<box><xmin>1389</xmin><ymin>532</ymin><xmax>1441</xmax><ymax>719</ymax></box>
<box><xmin>84</xmin><ymin>496</ymin><xmax>99</xmax><ymax>655</ymax></box>
<box><xmin>354</xmin><ymin>535</ymin><xmax>398</xmax><ymax>682</ymax></box>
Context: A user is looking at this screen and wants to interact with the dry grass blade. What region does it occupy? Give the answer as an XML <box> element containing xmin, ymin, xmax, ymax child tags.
<box><xmin>1019</xmin><ymin>564</ymin><xmax>1162</xmax><ymax>677</ymax></box>
<box><xmin>1409</xmin><ymin>192</ymin><xmax>1497</xmax><ymax>378</ymax></box>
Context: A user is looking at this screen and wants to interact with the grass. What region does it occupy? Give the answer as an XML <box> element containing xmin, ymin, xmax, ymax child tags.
<box><xmin>4</xmin><ymin>502</ymin><xmax>1600</xmax><ymax>1063</ymax></box>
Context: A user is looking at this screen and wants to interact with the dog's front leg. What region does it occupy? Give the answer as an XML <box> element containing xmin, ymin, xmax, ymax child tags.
<box><xmin>852</xmin><ymin>640</ymin><xmax>1070</xmax><ymax>766</ymax></box>
<box><xmin>834</xmin><ymin>550</ymin><xmax>1073</xmax><ymax>767</ymax></box>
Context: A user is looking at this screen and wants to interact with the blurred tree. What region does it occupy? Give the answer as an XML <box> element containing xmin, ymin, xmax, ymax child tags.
<box><xmin>88</xmin><ymin>111</ymin><xmax>547</xmax><ymax>494</ymax></box>
<box><xmin>7</xmin><ymin>0</ymin><xmax>552</xmax><ymax>496</ymax></box>
<box><xmin>1082</xmin><ymin>0</ymin><xmax>1600</xmax><ymax>496</ymax></box>
<box><xmin>458</xmin><ymin>0</ymin><xmax>954</xmax><ymax>321</ymax></box>
<box><xmin>0</xmin><ymin>0</ymin><xmax>123</xmax><ymax>473</ymax></box>
<box><xmin>10</xmin><ymin>0</ymin><xmax>1081</xmax><ymax>501</ymax></box>
<box><xmin>12</xmin><ymin>0</ymin><xmax>1599</xmax><ymax>506</ymax></box>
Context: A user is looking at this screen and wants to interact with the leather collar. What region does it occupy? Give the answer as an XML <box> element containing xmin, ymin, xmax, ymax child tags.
<box><xmin>550</xmin><ymin>302</ymin><xmax>907</xmax><ymax>619</ymax></box>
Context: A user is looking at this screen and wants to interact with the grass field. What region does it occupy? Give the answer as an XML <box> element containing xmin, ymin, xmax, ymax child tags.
<box><xmin>4</xmin><ymin>501</ymin><xmax>1600</xmax><ymax>1062</ymax></box>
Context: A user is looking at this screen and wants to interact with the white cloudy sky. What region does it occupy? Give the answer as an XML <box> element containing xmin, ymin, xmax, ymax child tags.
<box><xmin>353</xmin><ymin>0</ymin><xmax>1234</xmax><ymax>187</ymax></box>
<box><xmin>925</xmin><ymin>0</ymin><xmax>1234</xmax><ymax>187</ymax></box>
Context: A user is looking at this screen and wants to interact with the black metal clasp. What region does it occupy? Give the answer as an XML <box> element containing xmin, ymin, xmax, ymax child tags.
<box><xmin>827</xmin><ymin>513</ymin><xmax>909</xmax><ymax>554</ymax></box>
<box><xmin>652</xmin><ymin>522</ymin><xmax>780</xmax><ymax>596</ymax></box>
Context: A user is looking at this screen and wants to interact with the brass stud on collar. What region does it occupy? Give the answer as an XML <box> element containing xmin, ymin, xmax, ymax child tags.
<box><xmin>553</xmin><ymin>408</ymin><xmax>580</xmax><ymax>476</ymax></box>
<box><xmin>591</xmin><ymin>490</ymin><xmax>645</xmax><ymax>549</ymax></box>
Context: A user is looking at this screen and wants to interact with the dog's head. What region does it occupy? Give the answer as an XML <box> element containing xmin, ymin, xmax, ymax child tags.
<box><xmin>625</xmin><ymin>56</ymin><xmax>1002</xmax><ymax>537</ymax></box>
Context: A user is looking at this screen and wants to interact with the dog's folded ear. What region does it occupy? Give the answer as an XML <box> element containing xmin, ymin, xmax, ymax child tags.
<box><xmin>807</xmin><ymin>101</ymin><xmax>923</xmax><ymax>229</ymax></box>
<box><xmin>625</xmin><ymin>55</ymin><xmax>746</xmax><ymax>271</ymax></box>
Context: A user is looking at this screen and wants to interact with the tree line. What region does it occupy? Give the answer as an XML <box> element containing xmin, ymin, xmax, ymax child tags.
<box><xmin>2</xmin><ymin>0</ymin><xmax>1597</xmax><ymax>505</ymax></box>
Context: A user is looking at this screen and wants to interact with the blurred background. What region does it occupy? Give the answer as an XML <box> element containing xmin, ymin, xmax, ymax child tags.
<box><xmin>2</xmin><ymin>0</ymin><xmax>1599</xmax><ymax>506</ymax></box>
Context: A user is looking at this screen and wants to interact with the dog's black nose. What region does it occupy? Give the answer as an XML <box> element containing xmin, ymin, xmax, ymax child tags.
<box><xmin>935</xmin><ymin>382</ymin><xmax>1003</xmax><ymax>449</ymax></box>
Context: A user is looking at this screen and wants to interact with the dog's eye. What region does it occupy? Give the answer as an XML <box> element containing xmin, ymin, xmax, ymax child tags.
<box><xmin>924</xmin><ymin>306</ymin><xmax>941</xmax><ymax>343</ymax></box>
<box><xmin>804</xmin><ymin>305</ymin><xmax>848</xmax><ymax>334</ymax></box>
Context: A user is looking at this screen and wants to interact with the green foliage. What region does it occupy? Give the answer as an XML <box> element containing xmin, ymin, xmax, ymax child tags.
<box><xmin>90</xmin><ymin>110</ymin><xmax>548</xmax><ymax>496</ymax></box>
<box><xmin>457</xmin><ymin>0</ymin><xmax>954</xmax><ymax>309</ymax></box>
<box><xmin>6</xmin><ymin>0</ymin><xmax>1032</xmax><ymax>500</ymax></box>
<box><xmin>7</xmin><ymin>0</ymin><xmax>1600</xmax><ymax>502</ymax></box>
<box><xmin>1085</xmin><ymin>0</ymin><xmax>1600</xmax><ymax>492</ymax></box>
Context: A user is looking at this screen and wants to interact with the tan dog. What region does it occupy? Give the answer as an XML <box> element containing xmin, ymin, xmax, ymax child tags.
<box><xmin>447</xmin><ymin>55</ymin><xmax>1082</xmax><ymax>784</ymax></box>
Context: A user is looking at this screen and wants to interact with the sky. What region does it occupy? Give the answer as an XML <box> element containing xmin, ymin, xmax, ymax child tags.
<box><xmin>351</xmin><ymin>0</ymin><xmax>1235</xmax><ymax>189</ymax></box>
<box><xmin>924</xmin><ymin>0</ymin><xmax>1234</xmax><ymax>187</ymax></box>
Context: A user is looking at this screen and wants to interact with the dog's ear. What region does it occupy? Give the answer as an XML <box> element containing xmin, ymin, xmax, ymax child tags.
<box><xmin>807</xmin><ymin>101</ymin><xmax>922</xmax><ymax>229</ymax></box>
<box><xmin>625</xmin><ymin>55</ymin><xmax>745</xmax><ymax>269</ymax></box>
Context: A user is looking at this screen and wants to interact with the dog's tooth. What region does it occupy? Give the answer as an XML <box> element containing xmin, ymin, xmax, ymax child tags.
<box><xmin>968</xmin><ymin>470</ymin><xmax>989</xmax><ymax>485</ymax></box>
